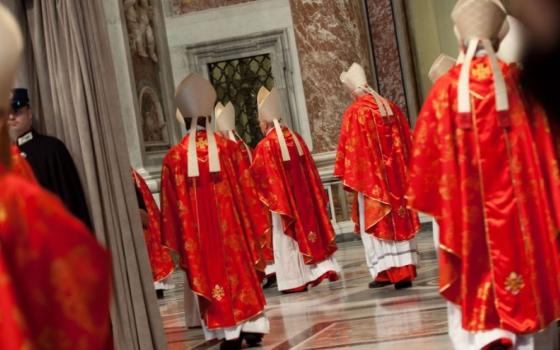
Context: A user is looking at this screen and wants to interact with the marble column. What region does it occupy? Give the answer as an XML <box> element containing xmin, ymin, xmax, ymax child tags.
<box><xmin>365</xmin><ymin>0</ymin><xmax>419</xmax><ymax>123</ymax></box>
<box><xmin>288</xmin><ymin>0</ymin><xmax>374</xmax><ymax>153</ymax></box>
<box><xmin>104</xmin><ymin>0</ymin><xmax>181</xmax><ymax>194</ymax></box>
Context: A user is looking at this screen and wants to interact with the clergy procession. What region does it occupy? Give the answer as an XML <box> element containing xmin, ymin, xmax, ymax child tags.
<box><xmin>1</xmin><ymin>0</ymin><xmax>560</xmax><ymax>349</ymax></box>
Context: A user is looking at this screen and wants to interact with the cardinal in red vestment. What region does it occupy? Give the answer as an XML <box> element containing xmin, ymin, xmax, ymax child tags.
<box><xmin>215</xmin><ymin>102</ymin><xmax>273</xmax><ymax>274</ymax></box>
<box><xmin>426</xmin><ymin>54</ymin><xmax>457</xmax><ymax>253</ymax></box>
<box><xmin>160</xmin><ymin>74</ymin><xmax>269</xmax><ymax>349</ymax></box>
<box><xmin>251</xmin><ymin>87</ymin><xmax>340</xmax><ymax>293</ymax></box>
<box><xmin>408</xmin><ymin>1</ymin><xmax>560</xmax><ymax>348</ymax></box>
<box><xmin>0</xmin><ymin>6</ymin><xmax>113</xmax><ymax>348</ymax></box>
<box><xmin>131</xmin><ymin>168</ymin><xmax>174</xmax><ymax>283</ymax></box>
<box><xmin>336</xmin><ymin>63</ymin><xmax>420</xmax><ymax>290</ymax></box>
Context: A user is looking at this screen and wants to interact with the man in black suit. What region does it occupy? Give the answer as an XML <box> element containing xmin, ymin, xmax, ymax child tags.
<box><xmin>7</xmin><ymin>88</ymin><xmax>92</xmax><ymax>229</ymax></box>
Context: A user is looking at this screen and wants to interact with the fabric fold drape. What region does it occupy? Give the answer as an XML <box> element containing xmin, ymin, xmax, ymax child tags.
<box><xmin>3</xmin><ymin>0</ymin><xmax>167</xmax><ymax>348</ymax></box>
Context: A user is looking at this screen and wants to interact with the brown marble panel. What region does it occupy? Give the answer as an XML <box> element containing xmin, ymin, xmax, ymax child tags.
<box><xmin>365</xmin><ymin>0</ymin><xmax>408</xmax><ymax>115</ymax></box>
<box><xmin>289</xmin><ymin>0</ymin><xmax>373</xmax><ymax>153</ymax></box>
<box><xmin>123</xmin><ymin>0</ymin><xmax>172</xmax><ymax>150</ymax></box>
<box><xmin>168</xmin><ymin>0</ymin><xmax>255</xmax><ymax>15</ymax></box>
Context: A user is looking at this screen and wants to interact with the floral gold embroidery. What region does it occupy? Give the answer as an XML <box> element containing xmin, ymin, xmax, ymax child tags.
<box><xmin>433</xmin><ymin>93</ymin><xmax>449</xmax><ymax>120</ymax></box>
<box><xmin>505</xmin><ymin>272</ymin><xmax>525</xmax><ymax>295</ymax></box>
<box><xmin>212</xmin><ymin>284</ymin><xmax>225</xmax><ymax>301</ymax></box>
<box><xmin>308</xmin><ymin>231</ymin><xmax>317</xmax><ymax>243</ymax></box>
<box><xmin>196</xmin><ymin>138</ymin><xmax>208</xmax><ymax>149</ymax></box>
<box><xmin>472</xmin><ymin>63</ymin><xmax>491</xmax><ymax>80</ymax></box>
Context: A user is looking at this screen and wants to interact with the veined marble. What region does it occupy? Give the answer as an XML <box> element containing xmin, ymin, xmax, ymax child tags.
<box><xmin>288</xmin><ymin>0</ymin><xmax>373</xmax><ymax>153</ymax></box>
<box><xmin>160</xmin><ymin>226</ymin><xmax>458</xmax><ymax>349</ymax></box>
<box><xmin>365</xmin><ymin>0</ymin><xmax>409</xmax><ymax>116</ymax></box>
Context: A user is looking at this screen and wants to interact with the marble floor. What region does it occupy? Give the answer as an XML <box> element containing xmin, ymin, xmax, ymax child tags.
<box><xmin>160</xmin><ymin>227</ymin><xmax>453</xmax><ymax>349</ymax></box>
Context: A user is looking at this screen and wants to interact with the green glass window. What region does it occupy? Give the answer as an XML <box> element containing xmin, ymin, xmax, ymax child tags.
<box><xmin>207</xmin><ymin>54</ymin><xmax>275</xmax><ymax>148</ymax></box>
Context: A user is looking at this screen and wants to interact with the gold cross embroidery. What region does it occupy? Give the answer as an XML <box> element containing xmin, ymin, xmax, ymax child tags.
<box><xmin>308</xmin><ymin>231</ymin><xmax>318</xmax><ymax>243</ymax></box>
<box><xmin>196</xmin><ymin>138</ymin><xmax>207</xmax><ymax>149</ymax></box>
<box><xmin>472</xmin><ymin>63</ymin><xmax>491</xmax><ymax>80</ymax></box>
<box><xmin>504</xmin><ymin>272</ymin><xmax>524</xmax><ymax>295</ymax></box>
<box><xmin>212</xmin><ymin>284</ymin><xmax>225</xmax><ymax>301</ymax></box>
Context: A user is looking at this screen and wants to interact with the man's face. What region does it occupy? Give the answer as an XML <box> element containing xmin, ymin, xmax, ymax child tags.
<box><xmin>7</xmin><ymin>106</ymin><xmax>33</xmax><ymax>139</ymax></box>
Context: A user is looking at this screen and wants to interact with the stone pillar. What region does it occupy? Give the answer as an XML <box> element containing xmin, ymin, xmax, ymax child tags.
<box><xmin>365</xmin><ymin>0</ymin><xmax>420</xmax><ymax>123</ymax></box>
<box><xmin>103</xmin><ymin>0</ymin><xmax>181</xmax><ymax>193</ymax></box>
<box><xmin>289</xmin><ymin>0</ymin><xmax>375</xmax><ymax>153</ymax></box>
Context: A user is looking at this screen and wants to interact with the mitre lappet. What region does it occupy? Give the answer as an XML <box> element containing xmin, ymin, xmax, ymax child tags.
<box><xmin>215</xmin><ymin>101</ymin><xmax>253</xmax><ymax>162</ymax></box>
<box><xmin>175</xmin><ymin>73</ymin><xmax>220</xmax><ymax>177</ymax></box>
<box><xmin>257</xmin><ymin>87</ymin><xmax>303</xmax><ymax>162</ymax></box>
<box><xmin>340</xmin><ymin>63</ymin><xmax>393</xmax><ymax>117</ymax></box>
<box><xmin>452</xmin><ymin>0</ymin><xmax>509</xmax><ymax>115</ymax></box>
<box><xmin>428</xmin><ymin>54</ymin><xmax>457</xmax><ymax>83</ymax></box>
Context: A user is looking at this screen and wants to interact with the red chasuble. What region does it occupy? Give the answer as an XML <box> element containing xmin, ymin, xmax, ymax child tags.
<box><xmin>228</xmin><ymin>140</ymin><xmax>273</xmax><ymax>266</ymax></box>
<box><xmin>237</xmin><ymin>140</ymin><xmax>253</xmax><ymax>166</ymax></box>
<box><xmin>0</xmin><ymin>167</ymin><xmax>112</xmax><ymax>349</ymax></box>
<box><xmin>132</xmin><ymin>169</ymin><xmax>174</xmax><ymax>282</ymax></box>
<box><xmin>408</xmin><ymin>57</ymin><xmax>560</xmax><ymax>334</ymax></box>
<box><xmin>160</xmin><ymin>131</ymin><xmax>266</xmax><ymax>330</ymax></box>
<box><xmin>10</xmin><ymin>145</ymin><xmax>36</xmax><ymax>183</ymax></box>
<box><xmin>251</xmin><ymin>127</ymin><xmax>337</xmax><ymax>265</ymax></box>
<box><xmin>334</xmin><ymin>94</ymin><xmax>420</xmax><ymax>241</ymax></box>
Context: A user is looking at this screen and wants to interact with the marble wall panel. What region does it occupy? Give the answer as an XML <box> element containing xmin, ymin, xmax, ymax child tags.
<box><xmin>123</xmin><ymin>0</ymin><xmax>175</xmax><ymax>152</ymax></box>
<box><xmin>365</xmin><ymin>0</ymin><xmax>408</xmax><ymax>117</ymax></box>
<box><xmin>289</xmin><ymin>0</ymin><xmax>373</xmax><ymax>153</ymax></box>
<box><xmin>168</xmin><ymin>0</ymin><xmax>255</xmax><ymax>15</ymax></box>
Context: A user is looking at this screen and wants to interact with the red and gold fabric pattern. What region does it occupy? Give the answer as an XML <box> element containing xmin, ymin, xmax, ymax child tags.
<box><xmin>0</xmin><ymin>167</ymin><xmax>112</xmax><ymax>349</ymax></box>
<box><xmin>160</xmin><ymin>131</ymin><xmax>267</xmax><ymax>330</ymax></box>
<box><xmin>132</xmin><ymin>168</ymin><xmax>174</xmax><ymax>283</ymax></box>
<box><xmin>251</xmin><ymin>127</ymin><xmax>338</xmax><ymax>265</ymax></box>
<box><xmin>335</xmin><ymin>94</ymin><xmax>420</xmax><ymax>241</ymax></box>
<box><xmin>10</xmin><ymin>145</ymin><xmax>36</xmax><ymax>183</ymax></box>
<box><xmin>228</xmin><ymin>140</ymin><xmax>273</xmax><ymax>268</ymax></box>
<box><xmin>407</xmin><ymin>56</ymin><xmax>560</xmax><ymax>334</ymax></box>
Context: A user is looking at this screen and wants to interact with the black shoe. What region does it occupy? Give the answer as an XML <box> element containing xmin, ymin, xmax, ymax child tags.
<box><xmin>369</xmin><ymin>281</ymin><xmax>392</xmax><ymax>289</ymax></box>
<box><xmin>394</xmin><ymin>281</ymin><xmax>413</xmax><ymax>290</ymax></box>
<box><xmin>243</xmin><ymin>332</ymin><xmax>264</xmax><ymax>347</ymax></box>
<box><xmin>220</xmin><ymin>338</ymin><xmax>242</xmax><ymax>350</ymax></box>
<box><xmin>156</xmin><ymin>289</ymin><xmax>164</xmax><ymax>299</ymax></box>
<box><xmin>262</xmin><ymin>274</ymin><xmax>277</xmax><ymax>289</ymax></box>
<box><xmin>488</xmin><ymin>345</ymin><xmax>509</xmax><ymax>350</ymax></box>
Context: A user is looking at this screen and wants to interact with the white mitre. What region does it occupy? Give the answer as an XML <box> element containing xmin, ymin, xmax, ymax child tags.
<box><xmin>215</xmin><ymin>101</ymin><xmax>255</xmax><ymax>162</ymax></box>
<box><xmin>257</xmin><ymin>86</ymin><xmax>303</xmax><ymax>161</ymax></box>
<box><xmin>452</xmin><ymin>0</ymin><xmax>508</xmax><ymax>115</ymax></box>
<box><xmin>0</xmin><ymin>5</ymin><xmax>23</xmax><ymax>110</ymax></box>
<box><xmin>175</xmin><ymin>73</ymin><xmax>219</xmax><ymax>177</ymax></box>
<box><xmin>215</xmin><ymin>101</ymin><xmax>236</xmax><ymax>140</ymax></box>
<box><xmin>340</xmin><ymin>62</ymin><xmax>393</xmax><ymax>116</ymax></box>
<box><xmin>428</xmin><ymin>54</ymin><xmax>456</xmax><ymax>84</ymax></box>
<box><xmin>453</xmin><ymin>0</ymin><xmax>508</xmax><ymax>64</ymax></box>
<box><xmin>497</xmin><ymin>16</ymin><xmax>527</xmax><ymax>63</ymax></box>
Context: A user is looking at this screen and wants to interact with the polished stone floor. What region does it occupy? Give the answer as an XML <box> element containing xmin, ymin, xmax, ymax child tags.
<box><xmin>160</xmin><ymin>227</ymin><xmax>453</xmax><ymax>349</ymax></box>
